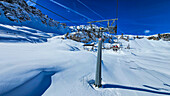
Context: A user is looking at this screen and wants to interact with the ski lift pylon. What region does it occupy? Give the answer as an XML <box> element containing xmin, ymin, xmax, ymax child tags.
<box><xmin>87</xmin><ymin>18</ymin><xmax>118</xmax><ymax>34</ymax></box>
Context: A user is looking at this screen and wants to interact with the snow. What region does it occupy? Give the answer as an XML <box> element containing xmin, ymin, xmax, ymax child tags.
<box><xmin>0</xmin><ymin>36</ymin><xmax>170</xmax><ymax>96</ymax></box>
<box><xmin>0</xmin><ymin>23</ymin><xmax>52</xmax><ymax>43</ymax></box>
<box><xmin>0</xmin><ymin>24</ymin><xmax>50</xmax><ymax>37</ymax></box>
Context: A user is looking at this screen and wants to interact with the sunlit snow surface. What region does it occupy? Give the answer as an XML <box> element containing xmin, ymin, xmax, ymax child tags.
<box><xmin>0</xmin><ymin>23</ymin><xmax>52</xmax><ymax>43</ymax></box>
<box><xmin>0</xmin><ymin>36</ymin><xmax>170</xmax><ymax>96</ymax></box>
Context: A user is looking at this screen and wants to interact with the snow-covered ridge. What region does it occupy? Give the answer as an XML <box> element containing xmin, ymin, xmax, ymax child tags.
<box><xmin>0</xmin><ymin>0</ymin><xmax>71</xmax><ymax>40</ymax></box>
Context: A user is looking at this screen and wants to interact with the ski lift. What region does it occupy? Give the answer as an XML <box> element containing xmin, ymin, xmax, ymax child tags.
<box><xmin>87</xmin><ymin>18</ymin><xmax>118</xmax><ymax>34</ymax></box>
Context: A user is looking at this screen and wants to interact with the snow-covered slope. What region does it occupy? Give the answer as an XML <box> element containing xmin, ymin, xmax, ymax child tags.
<box><xmin>0</xmin><ymin>0</ymin><xmax>71</xmax><ymax>42</ymax></box>
<box><xmin>0</xmin><ymin>37</ymin><xmax>170</xmax><ymax>96</ymax></box>
<box><xmin>0</xmin><ymin>23</ymin><xmax>52</xmax><ymax>43</ymax></box>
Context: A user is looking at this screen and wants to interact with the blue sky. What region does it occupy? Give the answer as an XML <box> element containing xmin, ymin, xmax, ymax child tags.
<box><xmin>26</xmin><ymin>0</ymin><xmax>170</xmax><ymax>35</ymax></box>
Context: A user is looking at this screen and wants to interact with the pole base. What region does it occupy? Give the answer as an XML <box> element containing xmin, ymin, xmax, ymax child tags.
<box><xmin>94</xmin><ymin>84</ymin><xmax>102</xmax><ymax>88</ymax></box>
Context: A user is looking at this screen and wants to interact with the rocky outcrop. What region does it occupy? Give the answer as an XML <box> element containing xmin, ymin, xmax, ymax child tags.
<box><xmin>65</xmin><ymin>25</ymin><xmax>116</xmax><ymax>44</ymax></box>
<box><xmin>147</xmin><ymin>33</ymin><xmax>170</xmax><ymax>41</ymax></box>
<box><xmin>0</xmin><ymin>0</ymin><xmax>60</xmax><ymax>27</ymax></box>
<box><xmin>147</xmin><ymin>36</ymin><xmax>159</xmax><ymax>40</ymax></box>
<box><xmin>160</xmin><ymin>33</ymin><xmax>170</xmax><ymax>41</ymax></box>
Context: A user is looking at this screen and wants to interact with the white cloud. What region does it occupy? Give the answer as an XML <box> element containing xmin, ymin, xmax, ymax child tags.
<box><xmin>26</xmin><ymin>0</ymin><xmax>37</xmax><ymax>7</ymax></box>
<box><xmin>144</xmin><ymin>30</ymin><xmax>150</xmax><ymax>34</ymax></box>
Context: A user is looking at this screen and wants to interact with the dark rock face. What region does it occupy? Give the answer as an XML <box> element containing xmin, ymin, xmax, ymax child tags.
<box><xmin>160</xmin><ymin>33</ymin><xmax>170</xmax><ymax>41</ymax></box>
<box><xmin>0</xmin><ymin>1</ymin><xmax>30</xmax><ymax>22</ymax></box>
<box><xmin>0</xmin><ymin>0</ymin><xmax>60</xmax><ymax>27</ymax></box>
<box><xmin>147</xmin><ymin>36</ymin><xmax>159</xmax><ymax>40</ymax></box>
<box><xmin>147</xmin><ymin>33</ymin><xmax>170</xmax><ymax>41</ymax></box>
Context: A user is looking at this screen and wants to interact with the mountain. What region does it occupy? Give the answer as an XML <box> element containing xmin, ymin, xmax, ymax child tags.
<box><xmin>67</xmin><ymin>24</ymin><xmax>117</xmax><ymax>44</ymax></box>
<box><xmin>0</xmin><ymin>0</ymin><xmax>71</xmax><ymax>43</ymax></box>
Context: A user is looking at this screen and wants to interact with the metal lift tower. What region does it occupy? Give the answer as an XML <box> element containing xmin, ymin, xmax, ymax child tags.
<box><xmin>87</xmin><ymin>18</ymin><xmax>118</xmax><ymax>88</ymax></box>
<box><xmin>95</xmin><ymin>28</ymin><xmax>103</xmax><ymax>87</ymax></box>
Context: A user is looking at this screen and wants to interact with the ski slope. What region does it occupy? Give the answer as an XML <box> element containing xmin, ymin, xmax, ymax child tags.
<box><xmin>0</xmin><ymin>37</ymin><xmax>170</xmax><ymax>96</ymax></box>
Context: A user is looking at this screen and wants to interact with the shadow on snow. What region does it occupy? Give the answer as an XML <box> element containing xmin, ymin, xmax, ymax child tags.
<box><xmin>103</xmin><ymin>84</ymin><xmax>170</xmax><ymax>95</ymax></box>
<box><xmin>0</xmin><ymin>69</ymin><xmax>63</xmax><ymax>96</ymax></box>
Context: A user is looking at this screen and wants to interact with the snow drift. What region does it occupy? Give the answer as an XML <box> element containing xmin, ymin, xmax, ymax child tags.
<box><xmin>0</xmin><ymin>37</ymin><xmax>170</xmax><ymax>96</ymax></box>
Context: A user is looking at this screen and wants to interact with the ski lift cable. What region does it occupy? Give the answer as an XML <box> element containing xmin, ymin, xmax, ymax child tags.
<box><xmin>29</xmin><ymin>0</ymin><xmax>78</xmax><ymax>25</ymax></box>
<box><xmin>49</xmin><ymin>0</ymin><xmax>105</xmax><ymax>26</ymax></box>
<box><xmin>77</xmin><ymin>0</ymin><xmax>105</xmax><ymax>20</ymax></box>
<box><xmin>29</xmin><ymin>0</ymin><xmax>110</xmax><ymax>27</ymax></box>
<box><xmin>116</xmin><ymin>0</ymin><xmax>118</xmax><ymax>24</ymax></box>
<box><xmin>115</xmin><ymin>0</ymin><xmax>118</xmax><ymax>34</ymax></box>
